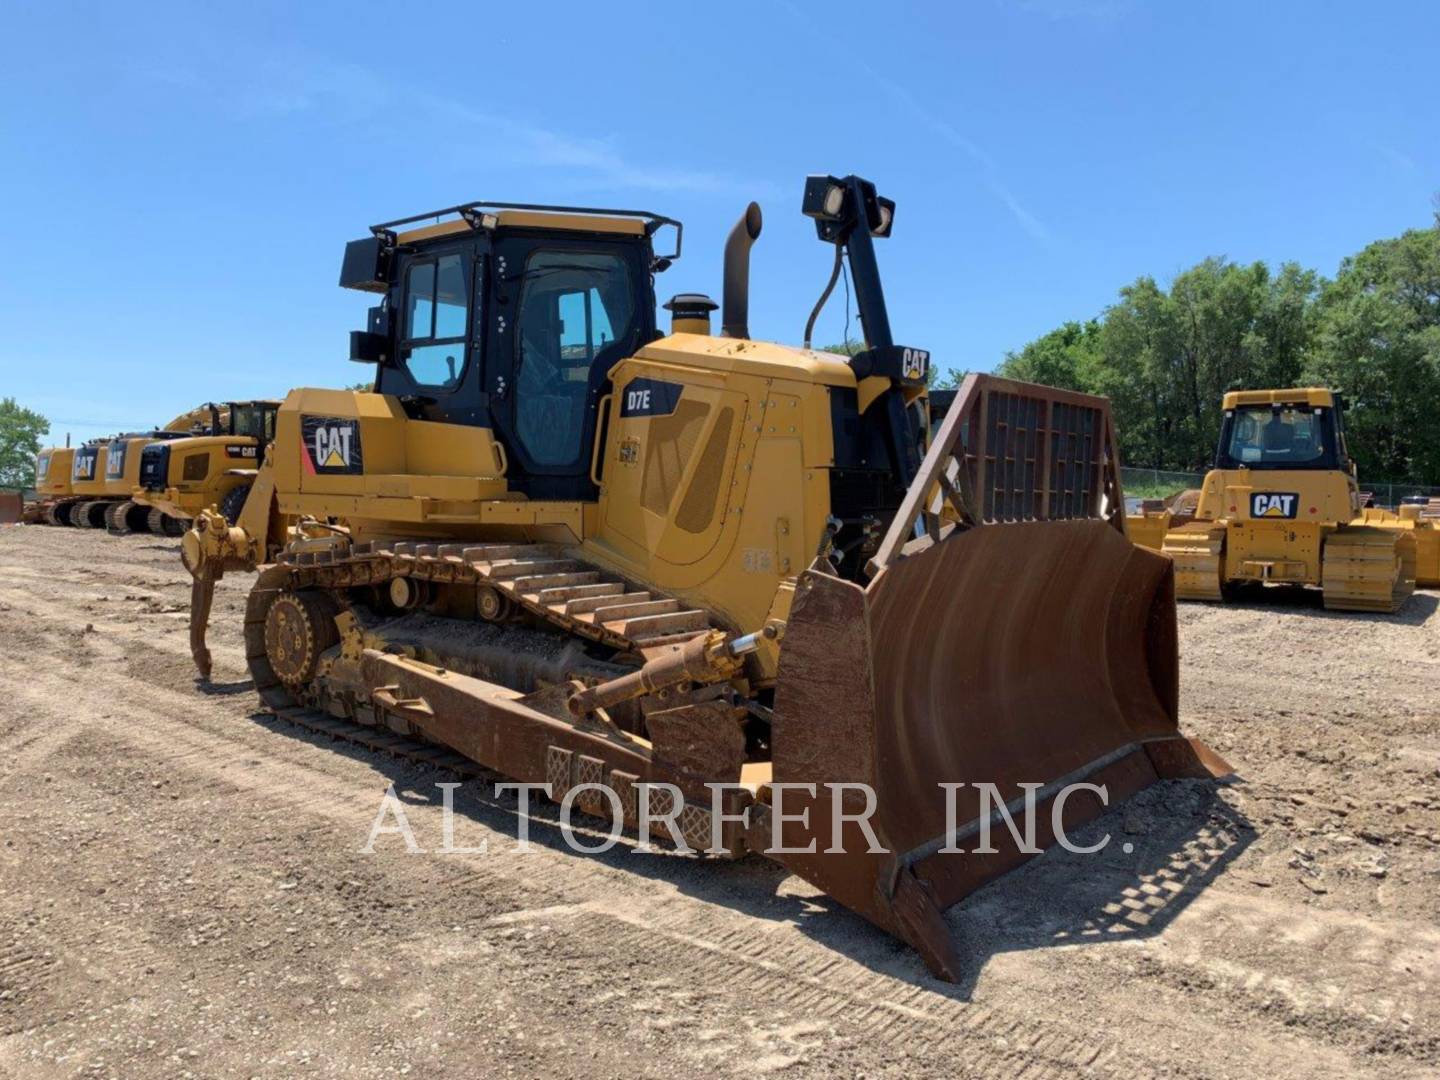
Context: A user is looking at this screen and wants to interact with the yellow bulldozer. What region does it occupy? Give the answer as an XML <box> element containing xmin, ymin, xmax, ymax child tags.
<box><xmin>184</xmin><ymin>174</ymin><xmax>1227</xmax><ymax>980</ymax></box>
<box><xmin>1133</xmin><ymin>388</ymin><xmax>1427</xmax><ymax>612</ymax></box>
<box><xmin>132</xmin><ymin>399</ymin><xmax>281</xmax><ymax>528</ymax></box>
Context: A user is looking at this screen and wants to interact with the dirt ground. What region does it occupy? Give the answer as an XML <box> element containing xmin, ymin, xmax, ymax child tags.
<box><xmin>0</xmin><ymin>525</ymin><xmax>1437</xmax><ymax>1079</ymax></box>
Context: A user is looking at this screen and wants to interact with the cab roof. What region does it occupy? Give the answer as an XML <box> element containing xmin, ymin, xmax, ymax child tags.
<box><xmin>1223</xmin><ymin>387</ymin><xmax>1335</xmax><ymax>409</ymax></box>
<box><xmin>395</xmin><ymin>212</ymin><xmax>647</xmax><ymax>245</ymax></box>
<box><xmin>375</xmin><ymin>200</ymin><xmax>679</xmax><ymax>253</ymax></box>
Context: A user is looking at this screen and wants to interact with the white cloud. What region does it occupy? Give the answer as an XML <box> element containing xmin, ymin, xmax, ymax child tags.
<box><xmin>865</xmin><ymin>66</ymin><xmax>1052</xmax><ymax>243</ymax></box>
<box><xmin>142</xmin><ymin>47</ymin><xmax>754</xmax><ymax>197</ymax></box>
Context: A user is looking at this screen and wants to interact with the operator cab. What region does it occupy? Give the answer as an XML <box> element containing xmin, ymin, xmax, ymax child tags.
<box><xmin>340</xmin><ymin>204</ymin><xmax>678</xmax><ymax>500</ymax></box>
<box><xmin>229</xmin><ymin>400</ymin><xmax>280</xmax><ymax>445</ymax></box>
<box><xmin>1214</xmin><ymin>391</ymin><xmax>1349</xmax><ymax>473</ymax></box>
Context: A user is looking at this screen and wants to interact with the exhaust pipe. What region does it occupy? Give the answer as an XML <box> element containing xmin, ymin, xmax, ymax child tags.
<box><xmin>722</xmin><ymin>202</ymin><xmax>763</xmax><ymax>339</ymax></box>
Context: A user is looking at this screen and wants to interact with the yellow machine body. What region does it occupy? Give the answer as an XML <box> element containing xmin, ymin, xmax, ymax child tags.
<box><xmin>186</xmin><ymin>182</ymin><xmax>1226</xmax><ymax>982</ymax></box>
<box><xmin>102</xmin><ymin>434</ymin><xmax>162</xmax><ymax>498</ymax></box>
<box><xmin>1146</xmin><ymin>388</ymin><xmax>1417</xmax><ymax>611</ymax></box>
<box><xmin>133</xmin><ymin>436</ymin><xmax>265</xmax><ymax>518</ymax></box>
<box><xmin>133</xmin><ymin>401</ymin><xmax>280</xmax><ymax>523</ymax></box>
<box><xmin>34</xmin><ymin>447</ymin><xmax>76</xmax><ymax>500</ymax></box>
<box><xmin>236</xmin><ymin>337</ymin><xmax>850</xmax><ymax>676</ymax></box>
<box><xmin>69</xmin><ymin>443</ymin><xmax>109</xmax><ymax>498</ymax></box>
<box><xmin>1355</xmin><ymin>505</ymin><xmax>1440</xmax><ymax>587</ymax></box>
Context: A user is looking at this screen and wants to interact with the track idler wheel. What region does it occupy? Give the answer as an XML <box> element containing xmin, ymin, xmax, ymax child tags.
<box><xmin>264</xmin><ymin>591</ymin><xmax>342</xmax><ymax>686</ymax></box>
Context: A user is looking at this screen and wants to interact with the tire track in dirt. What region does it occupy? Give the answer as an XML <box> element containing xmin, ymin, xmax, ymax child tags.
<box><xmin>0</xmin><ymin>583</ymin><xmax>1173</xmax><ymax>1077</ymax></box>
<box><xmin>2</xmin><ymin>527</ymin><xmax>1437</xmax><ymax>1077</ymax></box>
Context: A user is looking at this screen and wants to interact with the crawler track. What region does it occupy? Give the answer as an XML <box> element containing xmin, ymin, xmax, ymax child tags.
<box><xmin>1321</xmin><ymin>525</ymin><xmax>1416</xmax><ymax>612</ymax></box>
<box><xmin>273</xmin><ymin>539</ymin><xmax>720</xmax><ymax>652</ymax></box>
<box><xmin>1162</xmin><ymin>523</ymin><xmax>1226</xmax><ymax>601</ymax></box>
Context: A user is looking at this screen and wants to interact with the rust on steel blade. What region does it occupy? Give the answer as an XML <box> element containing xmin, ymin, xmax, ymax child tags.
<box><xmin>767</xmin><ymin>519</ymin><xmax>1229</xmax><ymax>977</ymax></box>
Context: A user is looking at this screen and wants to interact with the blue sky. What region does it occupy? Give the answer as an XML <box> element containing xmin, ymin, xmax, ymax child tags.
<box><xmin>2</xmin><ymin>0</ymin><xmax>1436</xmax><ymax>449</ymax></box>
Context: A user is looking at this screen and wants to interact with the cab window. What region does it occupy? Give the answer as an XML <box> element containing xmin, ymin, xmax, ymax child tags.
<box><xmin>232</xmin><ymin>406</ymin><xmax>277</xmax><ymax>443</ymax></box>
<box><xmin>1226</xmin><ymin>406</ymin><xmax>1325</xmax><ymax>465</ymax></box>
<box><xmin>514</xmin><ymin>251</ymin><xmax>634</xmax><ymax>467</ymax></box>
<box><xmin>402</xmin><ymin>254</ymin><xmax>468</xmax><ymax>390</ymax></box>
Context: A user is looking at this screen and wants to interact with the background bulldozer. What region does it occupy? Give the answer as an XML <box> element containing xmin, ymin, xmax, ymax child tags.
<box><xmin>185</xmin><ymin>174</ymin><xmax>1228</xmax><ymax>979</ymax></box>
<box><xmin>1130</xmin><ymin>388</ymin><xmax>1428</xmax><ymax>612</ymax></box>
<box><xmin>132</xmin><ymin>399</ymin><xmax>281</xmax><ymax>529</ymax></box>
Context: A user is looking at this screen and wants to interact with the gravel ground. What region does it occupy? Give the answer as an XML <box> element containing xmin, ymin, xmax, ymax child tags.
<box><xmin>0</xmin><ymin>524</ymin><xmax>1437</xmax><ymax>1078</ymax></box>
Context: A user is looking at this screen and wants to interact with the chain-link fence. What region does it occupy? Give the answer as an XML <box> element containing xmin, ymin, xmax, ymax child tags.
<box><xmin>1120</xmin><ymin>467</ymin><xmax>1207</xmax><ymax>501</ymax></box>
<box><xmin>1357</xmin><ymin>483</ymin><xmax>1440</xmax><ymax>508</ymax></box>
<box><xmin>1120</xmin><ymin>466</ymin><xmax>1440</xmax><ymax>510</ymax></box>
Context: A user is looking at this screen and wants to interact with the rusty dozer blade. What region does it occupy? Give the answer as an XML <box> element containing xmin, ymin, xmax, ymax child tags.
<box><xmin>763</xmin><ymin>374</ymin><xmax>1230</xmax><ymax>980</ymax></box>
<box><xmin>0</xmin><ymin>491</ymin><xmax>22</xmax><ymax>525</ymax></box>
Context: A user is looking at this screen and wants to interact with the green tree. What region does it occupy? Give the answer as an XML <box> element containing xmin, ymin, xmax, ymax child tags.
<box><xmin>0</xmin><ymin>398</ymin><xmax>50</xmax><ymax>490</ymax></box>
<box><xmin>998</xmin><ymin>319</ymin><xmax>1101</xmax><ymax>391</ymax></box>
<box><xmin>1002</xmin><ymin>259</ymin><xmax>1321</xmax><ymax>472</ymax></box>
<box><xmin>1305</xmin><ymin>226</ymin><xmax>1440</xmax><ymax>482</ymax></box>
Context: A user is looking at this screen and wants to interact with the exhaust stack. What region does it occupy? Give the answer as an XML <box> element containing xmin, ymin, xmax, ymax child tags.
<box><xmin>721</xmin><ymin>202</ymin><xmax>762</xmax><ymax>338</ymax></box>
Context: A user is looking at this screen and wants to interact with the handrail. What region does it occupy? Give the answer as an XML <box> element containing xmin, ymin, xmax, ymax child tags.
<box><xmin>590</xmin><ymin>394</ymin><xmax>613</xmax><ymax>489</ymax></box>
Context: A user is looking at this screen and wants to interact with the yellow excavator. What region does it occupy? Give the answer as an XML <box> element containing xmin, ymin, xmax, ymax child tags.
<box><xmin>184</xmin><ymin>174</ymin><xmax>1227</xmax><ymax>980</ymax></box>
<box><xmin>1139</xmin><ymin>388</ymin><xmax>1421</xmax><ymax>611</ymax></box>
<box><xmin>29</xmin><ymin>445</ymin><xmax>78</xmax><ymax>524</ymax></box>
<box><xmin>63</xmin><ymin>438</ymin><xmax>115</xmax><ymax>528</ymax></box>
<box><xmin>28</xmin><ymin>406</ymin><xmax>239</xmax><ymax>533</ymax></box>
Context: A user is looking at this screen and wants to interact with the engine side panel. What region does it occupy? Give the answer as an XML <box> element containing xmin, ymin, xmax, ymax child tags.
<box><xmin>588</xmin><ymin>345</ymin><xmax>837</xmax><ymax>635</ymax></box>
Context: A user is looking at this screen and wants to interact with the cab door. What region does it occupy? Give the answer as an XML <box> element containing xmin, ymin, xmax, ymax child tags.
<box><xmin>485</xmin><ymin>237</ymin><xmax>650</xmax><ymax>501</ymax></box>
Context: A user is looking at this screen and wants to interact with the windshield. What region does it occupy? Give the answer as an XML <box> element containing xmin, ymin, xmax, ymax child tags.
<box><xmin>232</xmin><ymin>406</ymin><xmax>276</xmax><ymax>443</ymax></box>
<box><xmin>1223</xmin><ymin>405</ymin><xmax>1329</xmax><ymax>467</ymax></box>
